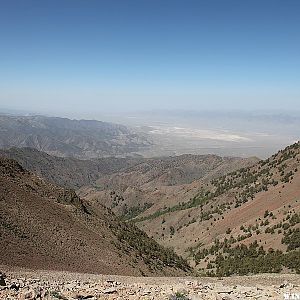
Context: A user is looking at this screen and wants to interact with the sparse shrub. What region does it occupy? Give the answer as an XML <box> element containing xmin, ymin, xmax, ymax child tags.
<box><xmin>50</xmin><ymin>291</ymin><xmax>67</xmax><ymax>300</ymax></box>
<box><xmin>169</xmin><ymin>291</ymin><xmax>190</xmax><ymax>300</ymax></box>
<box><xmin>226</xmin><ymin>228</ymin><xmax>232</xmax><ymax>234</ymax></box>
<box><xmin>170</xmin><ymin>226</ymin><xmax>175</xmax><ymax>236</ymax></box>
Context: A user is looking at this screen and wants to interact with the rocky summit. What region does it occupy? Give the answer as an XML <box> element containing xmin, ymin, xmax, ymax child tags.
<box><xmin>0</xmin><ymin>268</ymin><xmax>299</xmax><ymax>300</ymax></box>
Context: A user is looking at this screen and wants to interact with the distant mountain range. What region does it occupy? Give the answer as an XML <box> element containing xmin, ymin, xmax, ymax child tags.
<box><xmin>0</xmin><ymin>115</ymin><xmax>152</xmax><ymax>159</ymax></box>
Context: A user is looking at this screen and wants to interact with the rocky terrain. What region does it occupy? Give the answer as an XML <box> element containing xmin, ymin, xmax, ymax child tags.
<box><xmin>0</xmin><ymin>157</ymin><xmax>189</xmax><ymax>276</ymax></box>
<box><xmin>0</xmin><ymin>268</ymin><xmax>299</xmax><ymax>300</ymax></box>
<box><xmin>0</xmin><ymin>115</ymin><xmax>151</xmax><ymax>159</ymax></box>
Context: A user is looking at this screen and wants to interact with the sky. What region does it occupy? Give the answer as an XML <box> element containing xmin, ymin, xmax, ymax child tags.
<box><xmin>0</xmin><ymin>0</ymin><xmax>300</xmax><ymax>115</ymax></box>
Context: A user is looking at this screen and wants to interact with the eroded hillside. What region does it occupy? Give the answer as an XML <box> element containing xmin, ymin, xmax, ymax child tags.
<box><xmin>0</xmin><ymin>157</ymin><xmax>190</xmax><ymax>276</ymax></box>
<box><xmin>79</xmin><ymin>154</ymin><xmax>258</xmax><ymax>219</ymax></box>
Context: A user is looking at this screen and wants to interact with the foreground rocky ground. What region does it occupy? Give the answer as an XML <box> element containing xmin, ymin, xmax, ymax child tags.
<box><xmin>0</xmin><ymin>266</ymin><xmax>299</xmax><ymax>300</ymax></box>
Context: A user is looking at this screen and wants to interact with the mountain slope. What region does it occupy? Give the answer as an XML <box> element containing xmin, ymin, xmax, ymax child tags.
<box><xmin>0</xmin><ymin>157</ymin><xmax>190</xmax><ymax>276</ymax></box>
<box><xmin>133</xmin><ymin>142</ymin><xmax>300</xmax><ymax>275</ymax></box>
<box><xmin>0</xmin><ymin>147</ymin><xmax>142</xmax><ymax>189</ymax></box>
<box><xmin>0</xmin><ymin>147</ymin><xmax>258</xmax><ymax>206</ymax></box>
<box><xmin>79</xmin><ymin>154</ymin><xmax>259</xmax><ymax>218</ymax></box>
<box><xmin>0</xmin><ymin>115</ymin><xmax>151</xmax><ymax>159</ymax></box>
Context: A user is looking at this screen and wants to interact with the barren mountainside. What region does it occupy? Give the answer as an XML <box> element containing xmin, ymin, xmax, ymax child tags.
<box><xmin>0</xmin><ymin>157</ymin><xmax>190</xmax><ymax>276</ymax></box>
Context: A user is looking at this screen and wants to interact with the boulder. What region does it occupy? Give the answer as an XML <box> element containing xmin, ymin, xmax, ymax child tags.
<box><xmin>103</xmin><ymin>287</ymin><xmax>117</xmax><ymax>294</ymax></box>
<box><xmin>0</xmin><ymin>273</ymin><xmax>6</xmax><ymax>286</ymax></box>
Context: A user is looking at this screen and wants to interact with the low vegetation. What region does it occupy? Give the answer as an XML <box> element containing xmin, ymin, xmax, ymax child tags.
<box><xmin>169</xmin><ymin>291</ymin><xmax>190</xmax><ymax>300</ymax></box>
<box><xmin>191</xmin><ymin>210</ymin><xmax>300</xmax><ymax>276</ymax></box>
<box><xmin>109</xmin><ymin>214</ymin><xmax>191</xmax><ymax>273</ymax></box>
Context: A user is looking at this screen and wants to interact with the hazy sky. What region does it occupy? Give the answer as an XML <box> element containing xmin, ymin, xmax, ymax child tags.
<box><xmin>0</xmin><ymin>0</ymin><xmax>300</xmax><ymax>114</ymax></box>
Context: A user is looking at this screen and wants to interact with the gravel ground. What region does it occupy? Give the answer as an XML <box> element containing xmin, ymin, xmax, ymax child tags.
<box><xmin>0</xmin><ymin>265</ymin><xmax>299</xmax><ymax>300</ymax></box>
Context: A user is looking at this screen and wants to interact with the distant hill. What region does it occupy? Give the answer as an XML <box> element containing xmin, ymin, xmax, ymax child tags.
<box><xmin>0</xmin><ymin>147</ymin><xmax>142</xmax><ymax>189</ymax></box>
<box><xmin>0</xmin><ymin>157</ymin><xmax>190</xmax><ymax>276</ymax></box>
<box><xmin>0</xmin><ymin>147</ymin><xmax>258</xmax><ymax>194</ymax></box>
<box><xmin>79</xmin><ymin>154</ymin><xmax>259</xmax><ymax>218</ymax></box>
<box><xmin>0</xmin><ymin>115</ymin><xmax>151</xmax><ymax>159</ymax></box>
